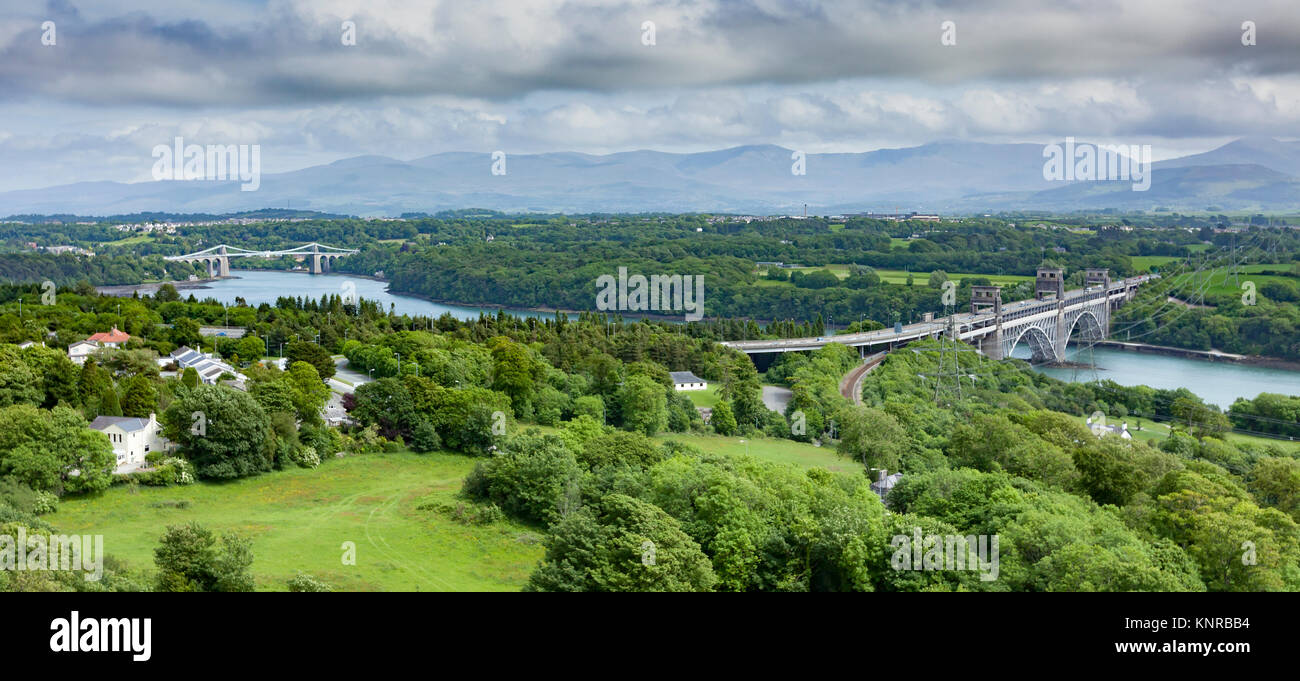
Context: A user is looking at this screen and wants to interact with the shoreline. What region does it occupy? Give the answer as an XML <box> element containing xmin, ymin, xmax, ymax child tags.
<box><xmin>1092</xmin><ymin>340</ymin><xmax>1300</xmax><ymax>372</ymax></box>
<box><xmin>91</xmin><ymin>272</ymin><xmax>1300</xmax><ymax>370</ymax></box>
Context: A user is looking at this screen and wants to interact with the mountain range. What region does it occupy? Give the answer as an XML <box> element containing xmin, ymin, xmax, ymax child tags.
<box><xmin>4</xmin><ymin>137</ymin><xmax>1299</xmax><ymax>217</ymax></box>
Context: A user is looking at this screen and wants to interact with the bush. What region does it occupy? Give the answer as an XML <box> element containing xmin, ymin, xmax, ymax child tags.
<box><xmin>462</xmin><ymin>433</ymin><xmax>584</xmax><ymax>525</ymax></box>
<box><xmin>579</xmin><ymin>430</ymin><xmax>663</xmax><ymax>470</ymax></box>
<box><xmin>421</xmin><ymin>501</ymin><xmax>507</xmax><ymax>526</ymax></box>
<box><xmin>300</xmin><ymin>423</ymin><xmax>342</xmax><ymax>459</ymax></box>
<box><xmin>129</xmin><ymin>457</ymin><xmax>197</xmax><ymax>487</ymax></box>
<box><xmin>290</xmin><ymin>446</ymin><xmax>320</xmax><ymax>469</ymax></box>
<box><xmin>410</xmin><ymin>419</ymin><xmax>442</xmax><ymax>453</ymax></box>
<box><xmin>287</xmin><ymin>572</ymin><xmax>333</xmax><ymax>592</ymax></box>
<box><xmin>32</xmin><ymin>490</ymin><xmax>58</xmax><ymax>515</ymax></box>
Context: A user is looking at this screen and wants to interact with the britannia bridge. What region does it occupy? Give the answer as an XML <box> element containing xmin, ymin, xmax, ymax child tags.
<box><xmin>164</xmin><ymin>243</ymin><xmax>360</xmax><ymax>277</ymax></box>
<box><xmin>721</xmin><ymin>267</ymin><xmax>1157</xmax><ymax>365</ymax></box>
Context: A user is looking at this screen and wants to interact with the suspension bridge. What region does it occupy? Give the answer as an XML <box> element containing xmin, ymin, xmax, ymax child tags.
<box><xmin>164</xmin><ymin>242</ymin><xmax>360</xmax><ymax>277</ymax></box>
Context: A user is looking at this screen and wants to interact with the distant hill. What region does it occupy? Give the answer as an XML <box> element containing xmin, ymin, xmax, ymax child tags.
<box><xmin>3</xmin><ymin>138</ymin><xmax>1298</xmax><ymax>216</ymax></box>
<box><xmin>2</xmin><ymin>209</ymin><xmax>352</xmax><ymax>223</ymax></box>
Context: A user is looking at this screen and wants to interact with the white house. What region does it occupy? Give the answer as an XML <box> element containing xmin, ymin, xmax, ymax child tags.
<box><xmin>68</xmin><ymin>327</ymin><xmax>131</xmax><ymax>365</ymax></box>
<box><xmin>169</xmin><ymin>346</ymin><xmax>245</xmax><ymax>386</ymax></box>
<box><xmin>670</xmin><ymin>371</ymin><xmax>708</xmax><ymax>391</ymax></box>
<box><xmin>1086</xmin><ymin>416</ymin><xmax>1132</xmax><ymax>440</ymax></box>
<box><xmin>89</xmin><ymin>413</ymin><xmax>170</xmax><ymax>474</ymax></box>
<box><xmin>871</xmin><ymin>470</ymin><xmax>903</xmax><ymax>501</ymax></box>
<box><xmin>67</xmin><ymin>340</ymin><xmax>101</xmax><ymax>365</ymax></box>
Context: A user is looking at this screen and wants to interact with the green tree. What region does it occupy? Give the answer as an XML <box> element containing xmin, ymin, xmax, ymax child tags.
<box><xmin>1248</xmin><ymin>456</ymin><xmax>1300</xmax><ymax>521</ymax></box>
<box><xmin>462</xmin><ymin>432</ymin><xmax>584</xmax><ymax>525</ymax></box>
<box><xmin>234</xmin><ymin>335</ymin><xmax>265</xmax><ymax>364</ymax></box>
<box><xmin>78</xmin><ymin>360</ymin><xmax>113</xmax><ymax>407</ymax></box>
<box><xmin>286</xmin><ymin>340</ymin><xmax>335</xmax><ymax>380</ymax></box>
<box><xmin>0</xmin><ymin>345</ymin><xmax>42</xmax><ymax>407</ymax></box>
<box><xmin>162</xmin><ymin>385</ymin><xmax>273</xmax><ymax>480</ymax></box>
<box><xmin>711</xmin><ymin>399</ymin><xmax>737</xmax><ymax>436</ymax></box>
<box><xmin>0</xmin><ymin>405</ymin><xmax>115</xmax><ymax>495</ymax></box>
<box><xmin>572</xmin><ymin>394</ymin><xmax>605</xmax><ymax>423</ymax></box>
<box><xmin>283</xmin><ymin>361</ymin><xmax>330</xmax><ymax>423</ymax></box>
<box><xmin>98</xmin><ymin>388</ymin><xmax>122</xmax><ymax>417</ymax></box>
<box><xmin>489</xmin><ymin>337</ymin><xmax>542</xmax><ymax>410</ymax></box>
<box><xmin>526</xmin><ymin>494</ymin><xmax>717</xmax><ymax>592</ymax></box>
<box><xmin>120</xmin><ymin>375</ymin><xmax>158</xmax><ymax>418</ymax></box>
<box><xmin>618</xmin><ymin>374</ymin><xmax>668</xmax><ymax>436</ymax></box>
<box><xmin>579</xmin><ymin>430</ymin><xmax>662</xmax><ymax>469</ymax></box>
<box><xmin>155</xmin><ymin>283</ymin><xmax>181</xmax><ymax>303</ymax></box>
<box><xmin>153</xmin><ymin>522</ymin><xmax>254</xmax><ymax>592</ymax></box>
<box><xmin>836</xmin><ymin>406</ymin><xmax>909</xmax><ymax>472</ymax></box>
<box><xmin>170</xmin><ymin>317</ymin><xmax>201</xmax><ymax>348</ymax></box>
<box><xmin>21</xmin><ymin>345</ymin><xmax>80</xmax><ymax>408</ymax></box>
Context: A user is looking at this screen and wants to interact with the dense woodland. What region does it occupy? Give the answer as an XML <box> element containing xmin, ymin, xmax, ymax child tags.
<box><xmin>2</xmin><ymin>213</ymin><xmax>1296</xmax><ymax>357</ymax></box>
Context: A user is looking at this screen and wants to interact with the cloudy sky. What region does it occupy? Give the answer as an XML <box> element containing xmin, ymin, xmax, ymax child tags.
<box><xmin>2</xmin><ymin>0</ymin><xmax>1299</xmax><ymax>190</ymax></box>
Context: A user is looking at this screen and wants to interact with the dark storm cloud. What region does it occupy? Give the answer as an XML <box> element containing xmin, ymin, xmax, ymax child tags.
<box><xmin>2</xmin><ymin>0</ymin><xmax>1299</xmax><ymax>107</ymax></box>
<box><xmin>3</xmin><ymin>0</ymin><xmax>1300</xmax><ymax>190</ymax></box>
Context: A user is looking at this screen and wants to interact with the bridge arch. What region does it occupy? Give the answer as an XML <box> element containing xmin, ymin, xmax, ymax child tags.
<box><xmin>1006</xmin><ymin>324</ymin><xmax>1057</xmax><ymax>364</ymax></box>
<box><xmin>1066</xmin><ymin>309</ymin><xmax>1105</xmax><ymax>344</ymax></box>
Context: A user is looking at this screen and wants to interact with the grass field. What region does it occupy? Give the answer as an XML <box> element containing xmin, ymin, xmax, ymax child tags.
<box><xmin>102</xmin><ymin>234</ymin><xmax>156</xmax><ymax>247</ymax></box>
<box><xmin>1161</xmin><ymin>263</ymin><xmax>1299</xmax><ymax>298</ymax></box>
<box><xmin>758</xmin><ymin>263</ymin><xmax>1033</xmax><ymax>288</ymax></box>
<box><xmin>873</xmin><ymin>269</ymin><xmax>1032</xmax><ymax>287</ymax></box>
<box><xmin>1129</xmin><ymin>255</ymin><xmax>1181</xmax><ymax>271</ymax></box>
<box><xmin>54</xmin><ymin>452</ymin><xmax>544</xmax><ymax>592</ymax></box>
<box><xmin>654</xmin><ymin>431</ymin><xmax>862</xmax><ymax>474</ymax></box>
<box><xmin>683</xmin><ymin>384</ymin><xmax>722</xmax><ymax>408</ymax></box>
<box><xmin>1075</xmin><ymin>415</ymin><xmax>1299</xmax><ymax>454</ymax></box>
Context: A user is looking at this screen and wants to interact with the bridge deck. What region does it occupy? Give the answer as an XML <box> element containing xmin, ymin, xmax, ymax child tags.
<box><xmin>721</xmin><ymin>275</ymin><xmax>1153</xmax><ymax>354</ymax></box>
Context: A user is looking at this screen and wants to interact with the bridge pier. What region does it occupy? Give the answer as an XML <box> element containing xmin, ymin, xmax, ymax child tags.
<box><xmin>977</xmin><ymin>328</ymin><xmax>1004</xmax><ymax>360</ymax></box>
<box><xmin>1053</xmin><ymin>301</ymin><xmax>1067</xmax><ymax>364</ymax></box>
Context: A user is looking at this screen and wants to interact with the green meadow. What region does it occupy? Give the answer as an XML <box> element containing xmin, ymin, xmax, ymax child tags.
<box><xmin>654</xmin><ymin>431</ymin><xmax>862</xmax><ymax>474</ymax></box>
<box><xmin>55</xmin><ymin>452</ymin><xmax>544</xmax><ymax>592</ymax></box>
<box><xmin>53</xmin><ymin>428</ymin><xmax>865</xmax><ymax>591</ymax></box>
<box><xmin>759</xmin><ymin>263</ymin><xmax>1033</xmax><ymax>287</ymax></box>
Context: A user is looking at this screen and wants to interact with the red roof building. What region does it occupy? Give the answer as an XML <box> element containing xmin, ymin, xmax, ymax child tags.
<box><xmin>87</xmin><ymin>327</ymin><xmax>130</xmax><ymax>344</ymax></box>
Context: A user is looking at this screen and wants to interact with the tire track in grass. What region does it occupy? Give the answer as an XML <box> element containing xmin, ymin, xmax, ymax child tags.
<box><xmin>364</xmin><ymin>492</ymin><xmax>456</xmax><ymax>592</ymax></box>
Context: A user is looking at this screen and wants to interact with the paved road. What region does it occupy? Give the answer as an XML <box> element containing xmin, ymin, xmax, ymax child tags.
<box><xmin>329</xmin><ymin>356</ymin><xmax>373</xmax><ymax>394</ymax></box>
<box><xmin>761</xmin><ymin>385</ymin><xmax>792</xmax><ymax>413</ymax></box>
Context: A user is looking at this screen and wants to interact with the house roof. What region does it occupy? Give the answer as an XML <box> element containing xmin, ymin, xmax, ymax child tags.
<box><xmin>87</xmin><ymin>327</ymin><xmax>130</xmax><ymax>344</ymax></box>
<box><xmin>174</xmin><ymin>349</ymin><xmax>204</xmax><ymax>366</ymax></box>
<box><xmin>68</xmin><ymin>339</ymin><xmax>100</xmax><ymax>349</ymax></box>
<box><xmin>669</xmin><ymin>371</ymin><xmax>706</xmax><ymax>384</ymax></box>
<box><xmin>871</xmin><ymin>473</ymin><xmax>903</xmax><ymax>494</ymax></box>
<box><xmin>89</xmin><ymin>415</ymin><xmax>150</xmax><ymax>433</ymax></box>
